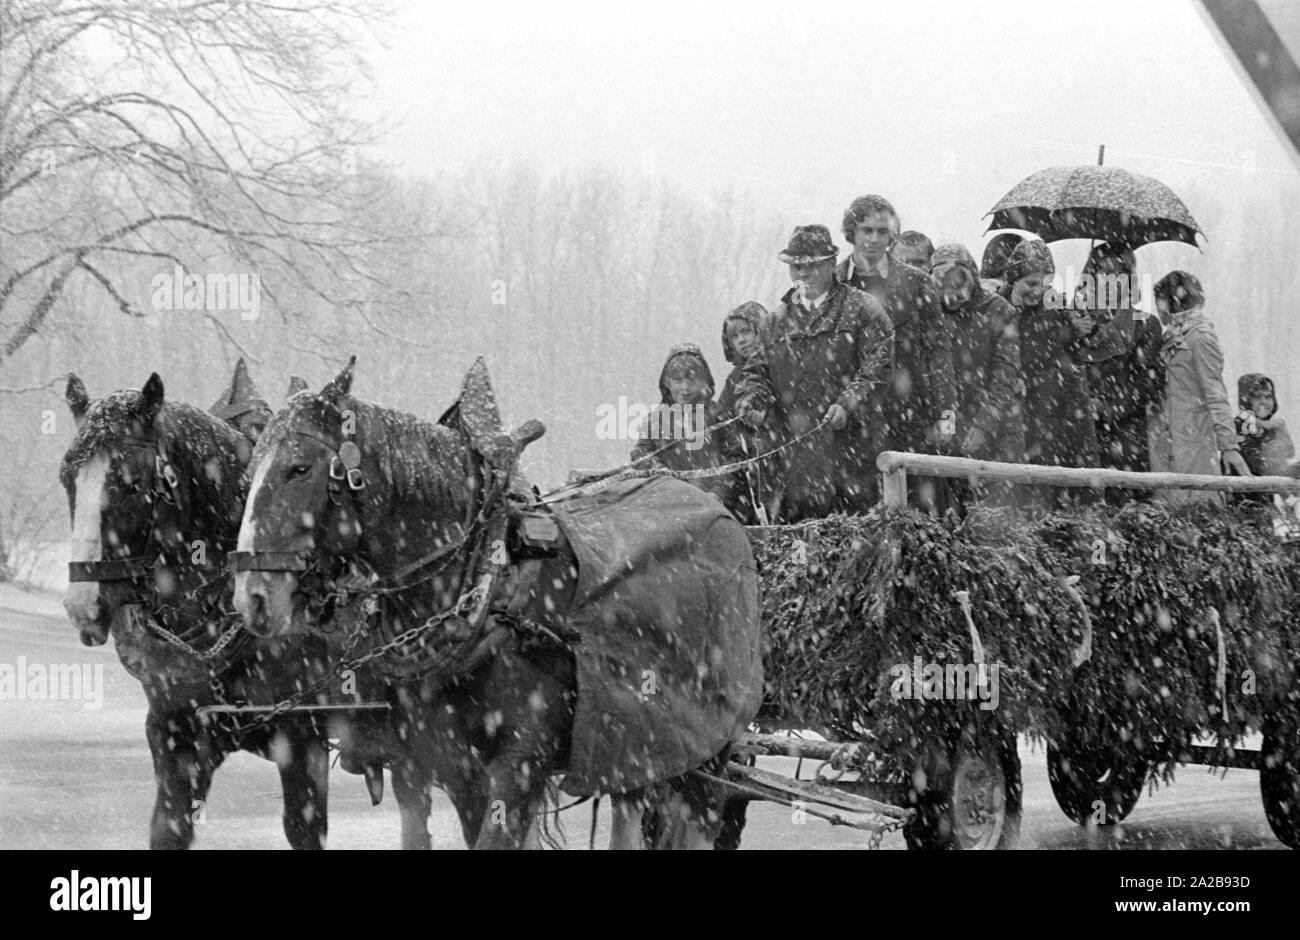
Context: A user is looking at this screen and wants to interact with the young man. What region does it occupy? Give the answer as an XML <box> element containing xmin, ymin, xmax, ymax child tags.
<box><xmin>837</xmin><ymin>195</ymin><xmax>956</xmax><ymax>510</ymax></box>
<box><xmin>893</xmin><ymin>230</ymin><xmax>935</xmax><ymax>273</ymax></box>
<box><xmin>735</xmin><ymin>224</ymin><xmax>893</xmax><ymax>521</ymax></box>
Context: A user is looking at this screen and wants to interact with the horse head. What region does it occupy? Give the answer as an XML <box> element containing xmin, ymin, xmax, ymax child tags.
<box><xmin>61</xmin><ymin>373</ymin><xmax>246</xmax><ymax>646</ymax></box>
<box><xmin>233</xmin><ymin>357</ymin><xmax>545</xmax><ymax>642</ymax></box>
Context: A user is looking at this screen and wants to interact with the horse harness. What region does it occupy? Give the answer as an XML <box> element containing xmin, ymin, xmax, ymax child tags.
<box><xmin>65</xmin><ymin>433</ymin><xmax>249</xmax><ymax>680</ymax></box>
<box><xmin>67</xmin><ymin>435</ymin><xmax>184</xmax><ymax>586</ymax></box>
<box><xmin>229</xmin><ymin>426</ymin><xmax>574</xmax><ymax>698</ymax></box>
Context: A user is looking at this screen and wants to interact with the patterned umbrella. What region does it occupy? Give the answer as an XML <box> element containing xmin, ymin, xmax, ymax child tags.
<box><xmin>984</xmin><ymin>164</ymin><xmax>1203</xmax><ymax>249</ymax></box>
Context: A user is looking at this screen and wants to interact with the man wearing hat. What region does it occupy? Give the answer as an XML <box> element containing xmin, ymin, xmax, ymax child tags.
<box><xmin>210</xmin><ymin>357</ymin><xmax>273</xmax><ymax>461</ymax></box>
<box><xmin>734</xmin><ymin>224</ymin><xmax>893</xmax><ymax>521</ymax></box>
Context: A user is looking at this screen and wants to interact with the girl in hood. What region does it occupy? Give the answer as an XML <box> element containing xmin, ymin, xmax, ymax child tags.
<box><xmin>632</xmin><ymin>344</ymin><xmax>745</xmax><ymax>514</ymax></box>
<box><xmin>717</xmin><ymin>302</ymin><xmax>766</xmax><ymax>416</ymax></box>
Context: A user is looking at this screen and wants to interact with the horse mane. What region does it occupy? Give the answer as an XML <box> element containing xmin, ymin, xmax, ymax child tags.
<box><xmin>61</xmin><ymin>391</ymin><xmax>248</xmax><ymax>542</ymax></box>
<box><xmin>256</xmin><ymin>391</ymin><xmax>471</xmax><ymax>520</ymax></box>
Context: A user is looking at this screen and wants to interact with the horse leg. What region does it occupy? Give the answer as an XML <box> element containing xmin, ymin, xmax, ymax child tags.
<box><xmin>471</xmin><ymin>756</ymin><xmax>552</xmax><ymax>850</ymax></box>
<box><xmin>275</xmin><ymin>725</ymin><xmax>329</xmax><ymax>850</ymax></box>
<box><xmin>146</xmin><ymin>712</ymin><xmax>215</xmax><ymax>850</ymax></box>
<box><xmin>391</xmin><ymin>758</ymin><xmax>433</xmax><ymax>850</ymax></box>
<box><xmin>609</xmin><ymin>793</ymin><xmax>645</xmax><ymax>850</ymax></box>
<box><xmin>650</xmin><ymin>787</ymin><xmax>720</xmax><ymax>850</ymax></box>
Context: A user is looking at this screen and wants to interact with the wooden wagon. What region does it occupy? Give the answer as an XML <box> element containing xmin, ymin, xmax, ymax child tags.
<box><xmin>719</xmin><ymin>451</ymin><xmax>1300</xmax><ymax>850</ymax></box>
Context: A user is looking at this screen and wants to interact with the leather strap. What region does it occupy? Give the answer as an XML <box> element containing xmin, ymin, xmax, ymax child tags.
<box><xmin>229</xmin><ymin>551</ymin><xmax>309</xmax><ymax>572</ymax></box>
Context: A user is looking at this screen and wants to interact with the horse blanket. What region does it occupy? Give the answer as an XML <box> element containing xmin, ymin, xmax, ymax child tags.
<box><xmin>548</xmin><ymin>476</ymin><xmax>762</xmax><ymax>795</ymax></box>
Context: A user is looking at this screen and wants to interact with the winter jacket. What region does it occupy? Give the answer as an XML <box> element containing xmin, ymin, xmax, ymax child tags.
<box><xmin>735</xmin><ymin>280</ymin><xmax>894</xmax><ymax>521</ymax></box>
<box><xmin>1075</xmin><ymin>303</ymin><xmax>1166</xmax><ymax>478</ymax></box>
<box><xmin>1237</xmin><ymin>373</ymin><xmax>1295</xmax><ymax>478</ymax></box>
<box><xmin>932</xmin><ymin>245</ymin><xmax>1024</xmax><ymax>462</ymax></box>
<box><xmin>631</xmin><ymin>347</ymin><xmax>743</xmax><ymax>509</ymax></box>
<box><xmin>1007</xmin><ymin>288</ymin><xmax>1100</xmax><ymax>471</ymax></box>
<box><xmin>837</xmin><ymin>255</ymin><xmax>957</xmax><ymax>453</ymax></box>
<box><xmin>1149</xmin><ymin>309</ymin><xmax>1239</xmax><ymax>504</ymax></box>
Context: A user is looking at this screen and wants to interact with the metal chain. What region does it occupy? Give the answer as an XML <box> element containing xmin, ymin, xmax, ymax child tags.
<box><xmin>219</xmin><ymin>582</ymin><xmax>486</xmax><ymax>744</ymax></box>
<box><xmin>149</xmin><ymin>613</ymin><xmax>247</xmax><ymax>663</ymax></box>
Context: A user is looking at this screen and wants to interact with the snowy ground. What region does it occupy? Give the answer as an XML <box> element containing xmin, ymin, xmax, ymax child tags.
<box><xmin>0</xmin><ymin>582</ymin><xmax>1285</xmax><ymax>850</ymax></box>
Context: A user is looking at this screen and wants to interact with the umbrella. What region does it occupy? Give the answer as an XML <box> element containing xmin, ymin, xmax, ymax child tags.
<box><xmin>985</xmin><ymin>162</ymin><xmax>1203</xmax><ymax>250</ymax></box>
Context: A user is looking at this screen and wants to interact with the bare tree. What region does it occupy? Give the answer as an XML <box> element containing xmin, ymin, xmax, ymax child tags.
<box><xmin>0</xmin><ymin>0</ymin><xmax>400</xmax><ymax>367</ymax></box>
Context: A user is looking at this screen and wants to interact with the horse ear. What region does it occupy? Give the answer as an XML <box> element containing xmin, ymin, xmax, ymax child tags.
<box><xmin>140</xmin><ymin>372</ymin><xmax>165</xmax><ymax>427</ymax></box>
<box><xmin>66</xmin><ymin>374</ymin><xmax>89</xmax><ymax>424</ymax></box>
<box><xmin>457</xmin><ymin>358</ymin><xmax>517</xmax><ymax>474</ymax></box>
<box><xmin>320</xmin><ymin>356</ymin><xmax>356</xmax><ymax>405</ymax></box>
<box><xmin>286</xmin><ymin>375</ymin><xmax>309</xmax><ymax>398</ymax></box>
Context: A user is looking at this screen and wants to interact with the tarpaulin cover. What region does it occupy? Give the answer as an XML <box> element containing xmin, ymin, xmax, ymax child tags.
<box><xmin>549</xmin><ymin>476</ymin><xmax>762</xmax><ymax>795</ymax></box>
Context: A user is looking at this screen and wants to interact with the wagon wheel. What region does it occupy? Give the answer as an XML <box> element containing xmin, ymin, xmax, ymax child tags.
<box><xmin>1259</xmin><ymin>709</ymin><xmax>1300</xmax><ymax>849</ymax></box>
<box><xmin>1046</xmin><ymin>734</ymin><xmax>1149</xmax><ymax>826</ymax></box>
<box><xmin>904</xmin><ymin>725</ymin><xmax>1022</xmax><ymax>850</ymax></box>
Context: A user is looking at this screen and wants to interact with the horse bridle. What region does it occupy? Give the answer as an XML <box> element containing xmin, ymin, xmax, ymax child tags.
<box><xmin>229</xmin><ymin>430</ymin><xmax>370</xmax><ymax>577</ymax></box>
<box><xmin>229</xmin><ymin>426</ymin><xmax>504</xmax><ymax>623</ymax></box>
<box><xmin>67</xmin><ymin>436</ymin><xmax>186</xmax><ymax>587</ymax></box>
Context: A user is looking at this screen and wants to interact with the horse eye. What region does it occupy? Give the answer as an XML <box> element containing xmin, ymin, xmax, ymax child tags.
<box><xmin>287</xmin><ymin>464</ymin><xmax>313</xmax><ymax>480</ymax></box>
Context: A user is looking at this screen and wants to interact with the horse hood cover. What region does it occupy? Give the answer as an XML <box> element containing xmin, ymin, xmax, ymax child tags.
<box><xmin>548</xmin><ymin>476</ymin><xmax>763</xmax><ymax>795</ymax></box>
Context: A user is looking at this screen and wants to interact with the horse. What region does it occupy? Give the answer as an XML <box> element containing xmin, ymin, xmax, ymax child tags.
<box><xmin>60</xmin><ymin>372</ymin><xmax>338</xmax><ymax>849</ymax></box>
<box><xmin>231</xmin><ymin>358</ymin><xmax>762</xmax><ymax>849</ymax></box>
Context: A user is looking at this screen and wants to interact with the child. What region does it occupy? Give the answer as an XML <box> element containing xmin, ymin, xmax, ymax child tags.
<box><xmin>632</xmin><ymin>344</ymin><xmax>744</xmax><ymax>513</ymax></box>
<box><xmin>717</xmin><ymin>302</ymin><xmax>765</xmax><ymax>416</ymax></box>
<box><xmin>1236</xmin><ymin>373</ymin><xmax>1295</xmax><ymax>477</ymax></box>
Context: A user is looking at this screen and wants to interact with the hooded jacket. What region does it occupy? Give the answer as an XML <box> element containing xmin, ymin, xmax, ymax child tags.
<box><xmin>1074</xmin><ymin>274</ymin><xmax>1165</xmax><ymax>475</ymax></box>
<box><xmin>631</xmin><ymin>345</ymin><xmax>743</xmax><ymax>509</ymax></box>
<box><xmin>931</xmin><ymin>244</ymin><xmax>1024</xmax><ymax>462</ymax></box>
<box><xmin>837</xmin><ymin>252</ymin><xmax>957</xmax><ymax>452</ymax></box>
<box><xmin>1001</xmin><ymin>283</ymin><xmax>1100</xmax><ymax>472</ymax></box>
<box><xmin>1237</xmin><ymin>373</ymin><xmax>1295</xmax><ymax>477</ymax></box>
<box><xmin>718</xmin><ymin>302</ymin><xmax>766</xmax><ymax>417</ymax></box>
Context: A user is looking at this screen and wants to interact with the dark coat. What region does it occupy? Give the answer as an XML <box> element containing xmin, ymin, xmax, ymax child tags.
<box><xmin>631</xmin><ymin>350</ymin><xmax>743</xmax><ymax>509</ymax></box>
<box><xmin>735</xmin><ymin>280</ymin><xmax>894</xmax><ymax>521</ymax></box>
<box><xmin>1237</xmin><ymin>373</ymin><xmax>1295</xmax><ymax>478</ymax></box>
<box><xmin>946</xmin><ymin>286</ymin><xmax>1024</xmax><ymax>463</ymax></box>
<box><xmin>1079</xmin><ymin>310</ymin><xmax>1165</xmax><ymax>474</ymax></box>
<box><xmin>837</xmin><ymin>255</ymin><xmax>957</xmax><ymax>453</ymax></box>
<box><xmin>1008</xmin><ymin>289</ymin><xmax>1100</xmax><ymax>470</ymax></box>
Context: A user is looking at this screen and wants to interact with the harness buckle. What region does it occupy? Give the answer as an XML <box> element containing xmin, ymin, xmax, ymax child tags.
<box><xmin>347</xmin><ymin>468</ymin><xmax>365</xmax><ymax>491</ymax></box>
<box><xmin>329</xmin><ymin>455</ymin><xmax>346</xmax><ymax>481</ymax></box>
<box><xmin>155</xmin><ymin>455</ymin><xmax>178</xmax><ymax>489</ymax></box>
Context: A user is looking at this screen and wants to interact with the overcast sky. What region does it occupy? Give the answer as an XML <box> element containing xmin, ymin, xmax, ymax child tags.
<box><xmin>366</xmin><ymin>0</ymin><xmax>1298</xmax><ymax>257</ymax></box>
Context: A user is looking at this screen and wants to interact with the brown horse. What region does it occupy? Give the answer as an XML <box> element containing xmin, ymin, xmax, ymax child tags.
<box><xmin>60</xmin><ymin>373</ymin><xmax>338</xmax><ymax>849</ymax></box>
<box><xmin>232</xmin><ymin>359</ymin><xmax>762</xmax><ymax>848</ymax></box>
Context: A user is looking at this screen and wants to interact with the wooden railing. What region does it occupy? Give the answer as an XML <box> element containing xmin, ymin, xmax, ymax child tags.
<box><xmin>876</xmin><ymin>451</ymin><xmax>1300</xmax><ymax>508</ymax></box>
